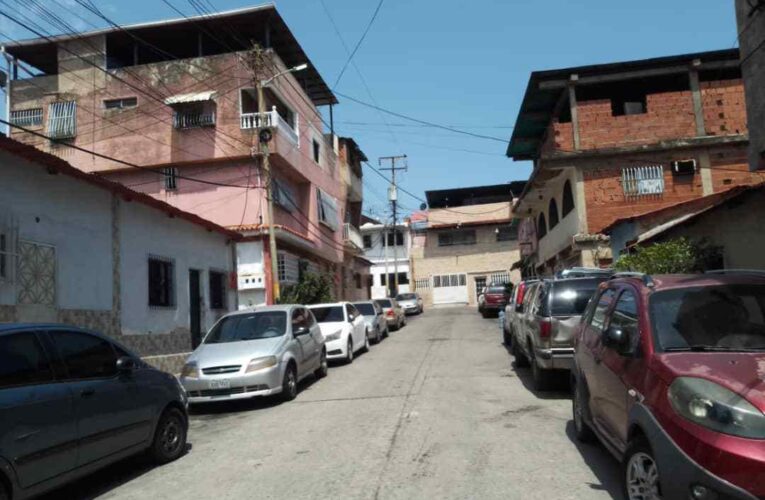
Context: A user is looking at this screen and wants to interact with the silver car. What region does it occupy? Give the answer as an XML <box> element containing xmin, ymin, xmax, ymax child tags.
<box><xmin>353</xmin><ymin>300</ymin><xmax>388</xmax><ymax>344</ymax></box>
<box><xmin>396</xmin><ymin>292</ymin><xmax>424</xmax><ymax>315</ymax></box>
<box><xmin>180</xmin><ymin>305</ymin><xmax>328</xmax><ymax>404</ymax></box>
<box><xmin>374</xmin><ymin>298</ymin><xmax>406</xmax><ymax>330</ymax></box>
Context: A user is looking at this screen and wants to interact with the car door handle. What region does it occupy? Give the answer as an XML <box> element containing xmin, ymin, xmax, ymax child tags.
<box><xmin>15</xmin><ymin>430</ymin><xmax>40</xmax><ymax>442</ymax></box>
<box><xmin>80</xmin><ymin>388</ymin><xmax>96</xmax><ymax>398</ymax></box>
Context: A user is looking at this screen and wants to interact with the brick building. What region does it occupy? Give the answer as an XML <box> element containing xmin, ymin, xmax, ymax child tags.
<box><xmin>736</xmin><ymin>0</ymin><xmax>765</xmax><ymax>170</ymax></box>
<box><xmin>506</xmin><ymin>49</ymin><xmax>763</xmax><ymax>276</ymax></box>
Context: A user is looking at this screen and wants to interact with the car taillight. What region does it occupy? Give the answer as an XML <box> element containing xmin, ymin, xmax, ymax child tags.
<box><xmin>539</xmin><ymin>318</ymin><xmax>552</xmax><ymax>339</ymax></box>
<box><xmin>516</xmin><ymin>283</ymin><xmax>526</xmax><ymax>306</ymax></box>
<box><xmin>386</xmin><ymin>310</ymin><xmax>394</xmax><ymax>317</ymax></box>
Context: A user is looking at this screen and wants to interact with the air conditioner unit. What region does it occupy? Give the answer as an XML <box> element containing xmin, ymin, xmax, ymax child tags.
<box><xmin>671</xmin><ymin>159</ymin><xmax>697</xmax><ymax>176</ymax></box>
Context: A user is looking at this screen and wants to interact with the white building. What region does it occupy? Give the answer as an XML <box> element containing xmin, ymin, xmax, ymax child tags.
<box><xmin>360</xmin><ymin>221</ymin><xmax>411</xmax><ymax>298</ymax></box>
<box><xmin>0</xmin><ymin>138</ymin><xmax>238</xmax><ymax>372</ymax></box>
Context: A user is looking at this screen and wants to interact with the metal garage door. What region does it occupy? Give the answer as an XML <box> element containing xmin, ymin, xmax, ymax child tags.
<box><xmin>432</xmin><ymin>273</ymin><xmax>468</xmax><ymax>305</ymax></box>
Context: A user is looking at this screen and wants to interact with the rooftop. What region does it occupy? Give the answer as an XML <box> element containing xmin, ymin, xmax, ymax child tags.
<box><xmin>425</xmin><ymin>182</ymin><xmax>526</xmax><ymax>209</ymax></box>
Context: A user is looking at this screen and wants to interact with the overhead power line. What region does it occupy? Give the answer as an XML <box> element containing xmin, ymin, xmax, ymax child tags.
<box><xmin>332</xmin><ymin>0</ymin><xmax>386</xmax><ymax>89</ymax></box>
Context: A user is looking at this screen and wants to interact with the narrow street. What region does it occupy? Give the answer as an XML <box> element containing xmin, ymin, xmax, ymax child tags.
<box><xmin>46</xmin><ymin>307</ymin><xmax>621</xmax><ymax>500</ymax></box>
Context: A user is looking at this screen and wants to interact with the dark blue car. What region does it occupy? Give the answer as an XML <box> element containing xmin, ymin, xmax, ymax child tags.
<box><xmin>0</xmin><ymin>324</ymin><xmax>188</xmax><ymax>500</ymax></box>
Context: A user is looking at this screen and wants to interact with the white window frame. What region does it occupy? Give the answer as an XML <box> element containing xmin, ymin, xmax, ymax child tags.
<box><xmin>317</xmin><ymin>188</ymin><xmax>339</xmax><ymax>231</ymax></box>
<box><xmin>103</xmin><ymin>97</ymin><xmax>138</xmax><ymax>110</ymax></box>
<box><xmin>47</xmin><ymin>100</ymin><xmax>77</xmax><ymax>139</ymax></box>
<box><xmin>621</xmin><ymin>165</ymin><xmax>665</xmax><ymax>198</ymax></box>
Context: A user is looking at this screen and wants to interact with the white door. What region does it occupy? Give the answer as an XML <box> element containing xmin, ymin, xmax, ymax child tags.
<box><xmin>346</xmin><ymin>304</ymin><xmax>366</xmax><ymax>352</ymax></box>
<box><xmin>432</xmin><ymin>273</ymin><xmax>469</xmax><ymax>305</ymax></box>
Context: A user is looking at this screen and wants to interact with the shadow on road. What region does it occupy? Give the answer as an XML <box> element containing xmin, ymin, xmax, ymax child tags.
<box><xmin>564</xmin><ymin>421</ymin><xmax>624</xmax><ymax>499</ymax></box>
<box><xmin>501</xmin><ymin>344</ymin><xmax>573</xmax><ymax>400</ymax></box>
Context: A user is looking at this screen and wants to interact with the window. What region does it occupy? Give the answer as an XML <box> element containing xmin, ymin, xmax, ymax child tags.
<box><xmin>292</xmin><ymin>308</ymin><xmax>309</xmax><ymax>330</ymax></box>
<box><xmin>537</xmin><ymin>213</ymin><xmax>547</xmax><ymax>239</ymax></box>
<box><xmin>561</xmin><ymin>180</ymin><xmax>575</xmax><ymax>217</ymax></box>
<box><xmin>317</xmin><ymin>189</ymin><xmax>339</xmax><ymax>231</ymax></box>
<box><xmin>209</xmin><ymin>270</ymin><xmax>227</xmax><ymax>310</ymax></box>
<box><xmin>172</xmin><ymin>101</ymin><xmax>216</xmax><ymax>129</ymax></box>
<box><xmin>311</xmin><ymin>306</ymin><xmax>345</xmax><ymax>323</ymax></box>
<box><xmin>103</xmin><ymin>97</ymin><xmax>137</xmax><ymax>110</ymax></box>
<box><xmin>549</xmin><ymin>280</ymin><xmax>604</xmax><ymax>316</ymax></box>
<box><xmin>148</xmin><ymin>256</ymin><xmax>174</xmax><ymax>307</ymax></box>
<box><xmin>273</xmin><ymin>178</ymin><xmax>297</xmax><ymax>212</ymax></box>
<box><xmin>548</xmin><ymin>198</ymin><xmax>559</xmax><ymax>229</ymax></box>
<box><xmin>386</xmin><ymin>230</ymin><xmax>404</xmax><ymax>246</ymax></box>
<box><xmin>672</xmin><ymin>159</ymin><xmax>697</xmax><ymax>177</ymax></box>
<box><xmin>277</xmin><ymin>253</ymin><xmax>299</xmax><ymax>284</ymax></box>
<box><xmin>163</xmin><ymin>167</ymin><xmax>179</xmax><ymax>191</ymax></box>
<box><xmin>611</xmin><ymin>290</ymin><xmax>639</xmax><ymax>346</ymax></box>
<box><xmin>437</xmin><ymin>229</ymin><xmax>476</xmax><ymax>247</ymax></box>
<box><xmin>51</xmin><ymin>331</ymin><xmax>118</xmax><ymax>380</ymax></box>
<box><xmin>622</xmin><ymin>166</ymin><xmax>665</xmax><ymax>198</ymax></box>
<box><xmin>9</xmin><ymin>107</ymin><xmax>43</xmax><ymax>127</ymax></box>
<box><xmin>588</xmin><ymin>289</ymin><xmax>616</xmax><ymax>334</ymax></box>
<box><xmin>205</xmin><ymin>312</ymin><xmax>287</xmax><ymax>343</ymax></box>
<box><xmin>48</xmin><ymin>100</ymin><xmax>77</xmax><ymax>139</ymax></box>
<box><xmin>363</xmin><ymin>234</ymin><xmax>372</xmax><ymax>249</ymax></box>
<box><xmin>496</xmin><ymin>225</ymin><xmax>518</xmax><ymax>242</ymax></box>
<box><xmin>475</xmin><ymin>276</ymin><xmax>487</xmax><ymax>298</ymax></box>
<box><xmin>312</xmin><ymin>139</ymin><xmax>321</xmax><ymax>164</ymax></box>
<box><xmin>345</xmin><ymin>304</ymin><xmax>355</xmax><ymax>320</ymax></box>
<box><xmin>433</xmin><ymin>273</ymin><xmax>466</xmax><ymax>288</ymax></box>
<box><xmin>380</xmin><ymin>273</ymin><xmax>387</xmax><ymax>286</ymax></box>
<box><xmin>355</xmin><ymin>273</ymin><xmax>362</xmax><ymax>289</ymax></box>
<box><xmin>0</xmin><ymin>332</ymin><xmax>54</xmax><ymax>389</ymax></box>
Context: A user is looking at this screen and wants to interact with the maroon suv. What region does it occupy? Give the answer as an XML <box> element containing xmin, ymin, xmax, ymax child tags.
<box><xmin>572</xmin><ymin>273</ymin><xmax>765</xmax><ymax>500</ymax></box>
<box><xmin>479</xmin><ymin>284</ymin><xmax>511</xmax><ymax>318</ymax></box>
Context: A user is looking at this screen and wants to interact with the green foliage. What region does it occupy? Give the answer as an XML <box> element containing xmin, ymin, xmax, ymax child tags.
<box><xmin>614</xmin><ymin>237</ymin><xmax>723</xmax><ymax>274</ymax></box>
<box><xmin>279</xmin><ymin>272</ymin><xmax>333</xmax><ymax>305</ymax></box>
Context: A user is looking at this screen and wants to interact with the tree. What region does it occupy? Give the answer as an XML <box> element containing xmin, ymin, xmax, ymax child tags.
<box><xmin>614</xmin><ymin>237</ymin><xmax>722</xmax><ymax>274</ymax></box>
<box><xmin>278</xmin><ymin>272</ymin><xmax>334</xmax><ymax>305</ymax></box>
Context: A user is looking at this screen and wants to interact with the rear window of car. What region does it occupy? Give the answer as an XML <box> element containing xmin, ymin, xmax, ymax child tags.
<box><xmin>376</xmin><ymin>299</ymin><xmax>392</xmax><ymax>308</ymax></box>
<box><xmin>546</xmin><ymin>280</ymin><xmax>604</xmax><ymax>317</ymax></box>
<box><xmin>486</xmin><ymin>286</ymin><xmax>508</xmax><ymax>294</ymax></box>
<box><xmin>310</xmin><ymin>306</ymin><xmax>345</xmax><ymax>323</ymax></box>
<box><xmin>396</xmin><ymin>293</ymin><xmax>416</xmax><ymax>300</ymax></box>
<box><xmin>354</xmin><ymin>303</ymin><xmax>376</xmax><ymax>315</ymax></box>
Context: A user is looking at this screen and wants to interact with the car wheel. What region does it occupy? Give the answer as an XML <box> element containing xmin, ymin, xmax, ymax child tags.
<box><xmin>402</xmin><ymin>317</ymin><xmax>407</xmax><ymax>327</ymax></box>
<box><xmin>480</xmin><ymin>309</ymin><xmax>488</xmax><ymax>318</ymax></box>
<box><xmin>531</xmin><ymin>355</ymin><xmax>553</xmax><ymax>391</ymax></box>
<box><xmin>383</xmin><ymin>325</ymin><xmax>389</xmax><ymax>338</ymax></box>
<box><xmin>281</xmin><ymin>364</ymin><xmax>298</xmax><ymax>401</ymax></box>
<box><xmin>375</xmin><ymin>327</ymin><xmax>382</xmax><ymax>344</ymax></box>
<box><xmin>150</xmin><ymin>407</ymin><xmax>187</xmax><ymax>464</ymax></box>
<box><xmin>511</xmin><ymin>337</ymin><xmax>529</xmax><ymax>367</ymax></box>
<box><xmin>362</xmin><ymin>330</ymin><xmax>370</xmax><ymax>353</ymax></box>
<box><xmin>573</xmin><ymin>379</ymin><xmax>596</xmax><ymax>443</ymax></box>
<box><xmin>346</xmin><ymin>337</ymin><xmax>354</xmax><ymax>363</ymax></box>
<box><xmin>623</xmin><ymin>438</ymin><xmax>662</xmax><ymax>500</ymax></box>
<box><xmin>502</xmin><ymin>325</ymin><xmax>512</xmax><ymax>346</ymax></box>
<box><xmin>0</xmin><ymin>482</ymin><xmax>8</xmax><ymax>500</ymax></box>
<box><xmin>314</xmin><ymin>349</ymin><xmax>328</xmax><ymax>379</ymax></box>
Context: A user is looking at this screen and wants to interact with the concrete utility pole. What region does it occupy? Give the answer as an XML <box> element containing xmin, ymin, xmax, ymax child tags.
<box><xmin>379</xmin><ymin>155</ymin><xmax>407</xmax><ymax>297</ymax></box>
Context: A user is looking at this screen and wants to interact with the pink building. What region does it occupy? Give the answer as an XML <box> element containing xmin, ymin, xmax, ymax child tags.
<box><xmin>4</xmin><ymin>5</ymin><xmax>368</xmax><ymax>305</ymax></box>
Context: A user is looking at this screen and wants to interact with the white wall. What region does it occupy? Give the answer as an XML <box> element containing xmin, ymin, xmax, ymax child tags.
<box><xmin>369</xmin><ymin>262</ymin><xmax>411</xmax><ymax>299</ymax></box>
<box><xmin>0</xmin><ymin>151</ymin><xmax>112</xmax><ymax>310</ymax></box>
<box><xmin>361</xmin><ymin>224</ymin><xmax>411</xmax><ymax>263</ymax></box>
<box><xmin>119</xmin><ymin>201</ymin><xmax>235</xmax><ymax>336</ymax></box>
<box><xmin>236</xmin><ymin>240</ymin><xmax>266</xmax><ymax>309</ymax></box>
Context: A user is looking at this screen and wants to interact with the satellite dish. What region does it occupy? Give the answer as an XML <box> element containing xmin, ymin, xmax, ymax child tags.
<box><xmin>419</xmin><ymin>203</ymin><xmax>427</xmax><ymax>211</ymax></box>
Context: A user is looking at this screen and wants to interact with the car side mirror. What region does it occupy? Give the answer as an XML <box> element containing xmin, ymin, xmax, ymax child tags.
<box><xmin>294</xmin><ymin>326</ymin><xmax>310</xmax><ymax>336</ymax></box>
<box><xmin>116</xmin><ymin>356</ymin><xmax>136</xmax><ymax>372</ymax></box>
<box><xmin>603</xmin><ymin>326</ymin><xmax>631</xmax><ymax>354</ymax></box>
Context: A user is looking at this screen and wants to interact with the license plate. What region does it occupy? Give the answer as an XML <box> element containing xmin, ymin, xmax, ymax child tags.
<box><xmin>208</xmin><ymin>379</ymin><xmax>231</xmax><ymax>390</ymax></box>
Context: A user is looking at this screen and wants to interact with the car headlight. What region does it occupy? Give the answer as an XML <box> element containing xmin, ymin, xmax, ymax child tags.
<box><xmin>181</xmin><ymin>361</ymin><xmax>199</xmax><ymax>379</ymax></box>
<box><xmin>324</xmin><ymin>329</ymin><xmax>342</xmax><ymax>342</ymax></box>
<box><xmin>668</xmin><ymin>377</ymin><xmax>765</xmax><ymax>439</ymax></box>
<box><xmin>245</xmin><ymin>356</ymin><xmax>278</xmax><ymax>373</ymax></box>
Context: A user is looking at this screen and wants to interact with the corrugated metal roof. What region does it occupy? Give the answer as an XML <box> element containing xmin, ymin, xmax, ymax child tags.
<box><xmin>164</xmin><ymin>91</ymin><xmax>217</xmax><ymax>105</ymax></box>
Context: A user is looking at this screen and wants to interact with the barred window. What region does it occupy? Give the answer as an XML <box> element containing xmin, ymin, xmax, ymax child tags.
<box><xmin>437</xmin><ymin>229</ymin><xmax>476</xmax><ymax>247</ymax></box>
<box><xmin>163</xmin><ymin>167</ymin><xmax>179</xmax><ymax>191</ymax></box>
<box><xmin>209</xmin><ymin>270</ymin><xmax>227</xmax><ymax>310</ymax></box>
<box><xmin>148</xmin><ymin>256</ymin><xmax>174</xmax><ymax>307</ymax></box>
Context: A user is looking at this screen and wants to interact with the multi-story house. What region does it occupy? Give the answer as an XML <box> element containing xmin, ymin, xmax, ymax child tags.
<box><xmin>360</xmin><ymin>219</ymin><xmax>412</xmax><ymax>299</ymax></box>
<box><xmin>3</xmin><ymin>5</ymin><xmax>366</xmax><ymax>305</ymax></box>
<box><xmin>506</xmin><ymin>49</ymin><xmax>763</xmax><ymax>276</ymax></box>
<box><xmin>410</xmin><ymin>183</ymin><xmax>525</xmax><ymax>307</ymax></box>
<box><xmin>736</xmin><ymin>0</ymin><xmax>765</xmax><ymax>170</ymax></box>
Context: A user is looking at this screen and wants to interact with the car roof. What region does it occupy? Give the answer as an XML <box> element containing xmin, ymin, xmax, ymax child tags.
<box><xmin>307</xmin><ymin>302</ymin><xmax>347</xmax><ymax>308</ymax></box>
<box><xmin>222</xmin><ymin>305</ymin><xmax>294</xmax><ymax>318</ymax></box>
<box><xmin>613</xmin><ymin>273</ymin><xmax>765</xmax><ymax>291</ymax></box>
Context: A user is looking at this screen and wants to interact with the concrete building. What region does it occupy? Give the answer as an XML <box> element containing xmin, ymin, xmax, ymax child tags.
<box><xmin>736</xmin><ymin>0</ymin><xmax>765</xmax><ymax>170</ymax></box>
<box><xmin>2</xmin><ymin>5</ymin><xmax>367</xmax><ymax>305</ymax></box>
<box><xmin>410</xmin><ymin>183</ymin><xmax>525</xmax><ymax>307</ymax></box>
<box><xmin>506</xmin><ymin>49</ymin><xmax>763</xmax><ymax>277</ymax></box>
<box><xmin>360</xmin><ymin>220</ymin><xmax>412</xmax><ymax>299</ymax></box>
<box><xmin>0</xmin><ymin>137</ymin><xmax>238</xmax><ymax>372</ymax></box>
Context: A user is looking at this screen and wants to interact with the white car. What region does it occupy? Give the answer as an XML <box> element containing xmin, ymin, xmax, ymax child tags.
<box><xmin>307</xmin><ymin>302</ymin><xmax>370</xmax><ymax>363</ymax></box>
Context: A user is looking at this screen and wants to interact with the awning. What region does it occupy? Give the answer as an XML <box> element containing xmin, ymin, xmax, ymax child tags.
<box><xmin>164</xmin><ymin>91</ymin><xmax>217</xmax><ymax>105</ymax></box>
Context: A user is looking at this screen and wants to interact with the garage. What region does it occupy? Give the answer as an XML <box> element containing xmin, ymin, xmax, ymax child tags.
<box><xmin>431</xmin><ymin>273</ymin><xmax>468</xmax><ymax>304</ymax></box>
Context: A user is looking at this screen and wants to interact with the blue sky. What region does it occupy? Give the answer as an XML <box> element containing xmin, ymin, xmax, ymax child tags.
<box><xmin>0</xmin><ymin>0</ymin><xmax>739</xmax><ymax>219</ymax></box>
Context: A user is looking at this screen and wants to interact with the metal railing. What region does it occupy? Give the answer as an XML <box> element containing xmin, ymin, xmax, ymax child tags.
<box><xmin>10</xmin><ymin>108</ymin><xmax>43</xmax><ymax>128</ymax></box>
<box><xmin>343</xmin><ymin>223</ymin><xmax>364</xmax><ymax>249</ymax></box>
<box><xmin>240</xmin><ymin>108</ymin><xmax>300</xmax><ymax>147</ymax></box>
<box><xmin>173</xmin><ymin>111</ymin><xmax>216</xmax><ymax>129</ymax></box>
<box><xmin>47</xmin><ymin>101</ymin><xmax>77</xmax><ymax>139</ymax></box>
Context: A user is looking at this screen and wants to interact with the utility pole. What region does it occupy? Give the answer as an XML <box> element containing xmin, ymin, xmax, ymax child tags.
<box><xmin>379</xmin><ymin>155</ymin><xmax>407</xmax><ymax>297</ymax></box>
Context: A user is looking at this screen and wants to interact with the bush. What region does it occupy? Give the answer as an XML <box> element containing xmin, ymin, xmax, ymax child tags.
<box><xmin>279</xmin><ymin>272</ymin><xmax>333</xmax><ymax>305</ymax></box>
<box><xmin>614</xmin><ymin>237</ymin><xmax>722</xmax><ymax>274</ymax></box>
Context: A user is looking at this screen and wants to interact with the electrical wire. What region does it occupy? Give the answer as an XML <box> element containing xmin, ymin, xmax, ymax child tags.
<box><xmin>331</xmin><ymin>0</ymin><xmax>385</xmax><ymax>89</ymax></box>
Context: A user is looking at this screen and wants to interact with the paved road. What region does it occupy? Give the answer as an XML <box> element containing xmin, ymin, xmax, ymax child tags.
<box><xmin>45</xmin><ymin>307</ymin><xmax>622</xmax><ymax>500</ymax></box>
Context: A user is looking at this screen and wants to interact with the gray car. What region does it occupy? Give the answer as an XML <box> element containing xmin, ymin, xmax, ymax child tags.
<box><xmin>353</xmin><ymin>301</ymin><xmax>388</xmax><ymax>343</ymax></box>
<box><xmin>0</xmin><ymin>324</ymin><xmax>188</xmax><ymax>500</ymax></box>
<box><xmin>180</xmin><ymin>305</ymin><xmax>328</xmax><ymax>404</ymax></box>
<box><xmin>374</xmin><ymin>298</ymin><xmax>407</xmax><ymax>330</ymax></box>
<box><xmin>395</xmin><ymin>292</ymin><xmax>424</xmax><ymax>315</ymax></box>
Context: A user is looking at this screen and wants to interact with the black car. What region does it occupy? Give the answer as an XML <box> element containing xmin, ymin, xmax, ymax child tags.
<box><xmin>0</xmin><ymin>324</ymin><xmax>188</xmax><ymax>500</ymax></box>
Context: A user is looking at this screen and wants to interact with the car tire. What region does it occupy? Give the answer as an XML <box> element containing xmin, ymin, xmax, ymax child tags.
<box><xmin>150</xmin><ymin>407</ymin><xmax>188</xmax><ymax>464</ymax></box>
<box><xmin>402</xmin><ymin>317</ymin><xmax>407</xmax><ymax>327</ymax></box>
<box><xmin>511</xmin><ymin>338</ymin><xmax>529</xmax><ymax>367</ymax></box>
<box><xmin>346</xmin><ymin>337</ymin><xmax>354</xmax><ymax>364</ymax></box>
<box><xmin>362</xmin><ymin>330</ymin><xmax>370</xmax><ymax>353</ymax></box>
<box><xmin>502</xmin><ymin>325</ymin><xmax>512</xmax><ymax>346</ymax></box>
<box><xmin>314</xmin><ymin>349</ymin><xmax>328</xmax><ymax>379</ymax></box>
<box><xmin>531</xmin><ymin>355</ymin><xmax>554</xmax><ymax>392</ymax></box>
<box><xmin>572</xmin><ymin>379</ymin><xmax>596</xmax><ymax>443</ymax></box>
<box><xmin>281</xmin><ymin>364</ymin><xmax>298</xmax><ymax>401</ymax></box>
<box><xmin>383</xmin><ymin>326</ymin><xmax>389</xmax><ymax>338</ymax></box>
<box><xmin>376</xmin><ymin>327</ymin><xmax>382</xmax><ymax>343</ymax></box>
<box><xmin>623</xmin><ymin>437</ymin><xmax>661</xmax><ymax>500</ymax></box>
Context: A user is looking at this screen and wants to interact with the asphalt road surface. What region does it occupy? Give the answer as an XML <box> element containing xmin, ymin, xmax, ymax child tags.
<box><xmin>44</xmin><ymin>306</ymin><xmax>622</xmax><ymax>500</ymax></box>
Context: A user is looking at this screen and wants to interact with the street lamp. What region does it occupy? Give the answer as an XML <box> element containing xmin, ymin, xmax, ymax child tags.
<box><xmin>257</xmin><ymin>62</ymin><xmax>308</xmax><ymax>304</ymax></box>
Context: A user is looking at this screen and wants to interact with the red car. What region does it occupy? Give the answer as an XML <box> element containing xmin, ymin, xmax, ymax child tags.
<box><xmin>572</xmin><ymin>272</ymin><xmax>765</xmax><ymax>500</ymax></box>
<box><xmin>478</xmin><ymin>284</ymin><xmax>511</xmax><ymax>318</ymax></box>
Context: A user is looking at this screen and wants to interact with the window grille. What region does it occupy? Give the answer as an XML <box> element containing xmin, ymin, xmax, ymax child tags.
<box><xmin>622</xmin><ymin>166</ymin><xmax>665</xmax><ymax>198</ymax></box>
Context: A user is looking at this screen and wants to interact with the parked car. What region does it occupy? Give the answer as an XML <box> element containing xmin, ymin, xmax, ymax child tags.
<box><xmin>375</xmin><ymin>298</ymin><xmax>406</xmax><ymax>330</ymax></box>
<box><xmin>308</xmin><ymin>302</ymin><xmax>369</xmax><ymax>363</ymax></box>
<box><xmin>181</xmin><ymin>305</ymin><xmax>327</xmax><ymax>404</ymax></box>
<box><xmin>396</xmin><ymin>292</ymin><xmax>424</xmax><ymax>315</ymax></box>
<box><xmin>556</xmin><ymin>267</ymin><xmax>614</xmax><ymax>279</ymax></box>
<box><xmin>503</xmin><ymin>278</ymin><xmax>539</xmax><ymax>345</ymax></box>
<box><xmin>353</xmin><ymin>300</ymin><xmax>388</xmax><ymax>343</ymax></box>
<box><xmin>479</xmin><ymin>283</ymin><xmax>512</xmax><ymax>318</ymax></box>
<box><xmin>572</xmin><ymin>272</ymin><xmax>765</xmax><ymax>500</ymax></box>
<box><xmin>0</xmin><ymin>324</ymin><xmax>188</xmax><ymax>500</ymax></box>
<box><xmin>511</xmin><ymin>276</ymin><xmax>607</xmax><ymax>390</ymax></box>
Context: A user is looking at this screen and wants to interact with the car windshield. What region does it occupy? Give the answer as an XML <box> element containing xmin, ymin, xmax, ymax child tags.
<box><xmin>204</xmin><ymin>312</ymin><xmax>287</xmax><ymax>343</ymax></box>
<box><xmin>547</xmin><ymin>280</ymin><xmax>603</xmax><ymax>316</ymax></box>
<box><xmin>650</xmin><ymin>284</ymin><xmax>765</xmax><ymax>352</ymax></box>
<box><xmin>354</xmin><ymin>303</ymin><xmax>376</xmax><ymax>315</ymax></box>
<box><xmin>396</xmin><ymin>293</ymin><xmax>416</xmax><ymax>300</ymax></box>
<box><xmin>310</xmin><ymin>306</ymin><xmax>345</xmax><ymax>323</ymax></box>
<box><xmin>376</xmin><ymin>299</ymin><xmax>392</xmax><ymax>308</ymax></box>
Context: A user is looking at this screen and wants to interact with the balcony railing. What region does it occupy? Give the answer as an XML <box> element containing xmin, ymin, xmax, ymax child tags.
<box><xmin>240</xmin><ymin>107</ymin><xmax>300</xmax><ymax>147</ymax></box>
<box><xmin>343</xmin><ymin>223</ymin><xmax>364</xmax><ymax>250</ymax></box>
<box><xmin>173</xmin><ymin>111</ymin><xmax>216</xmax><ymax>129</ymax></box>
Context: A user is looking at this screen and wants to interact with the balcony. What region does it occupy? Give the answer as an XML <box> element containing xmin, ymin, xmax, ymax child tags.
<box><xmin>173</xmin><ymin>111</ymin><xmax>216</xmax><ymax>129</ymax></box>
<box><xmin>343</xmin><ymin>223</ymin><xmax>364</xmax><ymax>251</ymax></box>
<box><xmin>240</xmin><ymin>108</ymin><xmax>299</xmax><ymax>147</ymax></box>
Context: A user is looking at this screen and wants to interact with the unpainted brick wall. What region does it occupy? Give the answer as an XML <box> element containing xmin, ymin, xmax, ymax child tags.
<box><xmin>700</xmin><ymin>79</ymin><xmax>748</xmax><ymax>136</ymax></box>
<box><xmin>710</xmin><ymin>148</ymin><xmax>764</xmax><ymax>191</ymax></box>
